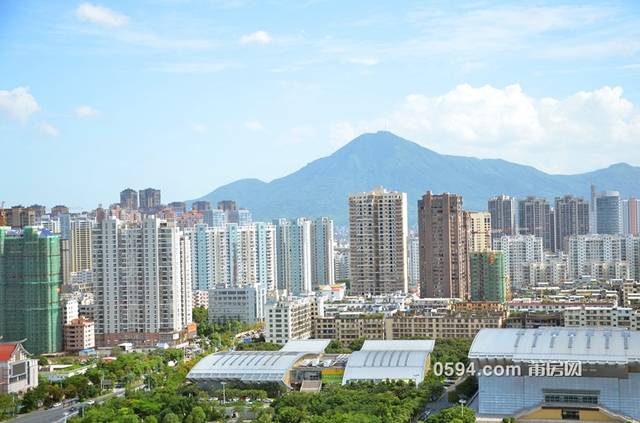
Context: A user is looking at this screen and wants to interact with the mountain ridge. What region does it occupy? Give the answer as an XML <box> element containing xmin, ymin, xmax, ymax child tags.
<box><xmin>190</xmin><ymin>131</ymin><xmax>640</xmax><ymax>225</ymax></box>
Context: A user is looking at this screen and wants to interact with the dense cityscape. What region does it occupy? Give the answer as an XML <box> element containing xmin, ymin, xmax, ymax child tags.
<box><xmin>2</xmin><ymin>0</ymin><xmax>640</xmax><ymax>422</ymax></box>
<box><xmin>1</xmin><ymin>180</ymin><xmax>640</xmax><ymax>422</ymax></box>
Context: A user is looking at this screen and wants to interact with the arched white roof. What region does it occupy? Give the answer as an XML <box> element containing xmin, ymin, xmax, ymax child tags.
<box><xmin>469</xmin><ymin>327</ymin><xmax>640</xmax><ymax>364</ymax></box>
<box><xmin>342</xmin><ymin>340</ymin><xmax>434</xmax><ymax>385</ymax></box>
<box><xmin>188</xmin><ymin>351</ymin><xmax>307</xmax><ymax>385</ymax></box>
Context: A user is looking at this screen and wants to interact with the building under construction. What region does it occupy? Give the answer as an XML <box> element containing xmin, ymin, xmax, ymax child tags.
<box><xmin>0</xmin><ymin>227</ymin><xmax>62</xmax><ymax>354</ymax></box>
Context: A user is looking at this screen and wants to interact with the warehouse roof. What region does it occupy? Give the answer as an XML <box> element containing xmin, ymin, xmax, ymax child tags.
<box><xmin>469</xmin><ymin>327</ymin><xmax>640</xmax><ymax>364</ymax></box>
<box><xmin>342</xmin><ymin>340</ymin><xmax>434</xmax><ymax>386</ymax></box>
<box><xmin>187</xmin><ymin>339</ymin><xmax>330</xmax><ymax>387</ymax></box>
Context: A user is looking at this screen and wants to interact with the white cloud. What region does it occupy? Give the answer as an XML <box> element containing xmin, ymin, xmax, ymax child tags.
<box><xmin>244</xmin><ymin>120</ymin><xmax>264</xmax><ymax>131</ymax></box>
<box><xmin>191</xmin><ymin>123</ymin><xmax>207</xmax><ymax>134</ymax></box>
<box><xmin>347</xmin><ymin>57</ymin><xmax>378</xmax><ymax>66</ymax></box>
<box><xmin>74</xmin><ymin>105</ymin><xmax>99</xmax><ymax>117</ymax></box>
<box><xmin>75</xmin><ymin>3</ymin><xmax>129</xmax><ymax>28</ymax></box>
<box><xmin>40</xmin><ymin>122</ymin><xmax>59</xmax><ymax>137</ymax></box>
<box><xmin>239</xmin><ymin>31</ymin><xmax>272</xmax><ymax>45</ymax></box>
<box><xmin>0</xmin><ymin>86</ymin><xmax>40</xmax><ymax>124</ymax></box>
<box><xmin>331</xmin><ymin>84</ymin><xmax>640</xmax><ymax>173</ymax></box>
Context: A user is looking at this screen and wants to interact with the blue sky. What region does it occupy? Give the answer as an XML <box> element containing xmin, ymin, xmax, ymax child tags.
<box><xmin>1</xmin><ymin>0</ymin><xmax>639</xmax><ymax>210</ymax></box>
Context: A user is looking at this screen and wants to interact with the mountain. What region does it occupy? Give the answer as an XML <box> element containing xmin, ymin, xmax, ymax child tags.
<box><xmin>191</xmin><ymin>131</ymin><xmax>640</xmax><ymax>226</ymax></box>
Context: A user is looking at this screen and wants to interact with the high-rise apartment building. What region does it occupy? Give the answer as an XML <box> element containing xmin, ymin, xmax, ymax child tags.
<box><xmin>334</xmin><ymin>246</ymin><xmax>351</xmax><ymax>282</ymax></box>
<box><xmin>493</xmin><ymin>235</ymin><xmax>543</xmax><ymax>290</ymax></box>
<box><xmin>92</xmin><ymin>217</ymin><xmax>192</xmax><ymax>347</ymax></box>
<box><xmin>274</xmin><ymin>218</ymin><xmax>312</xmax><ymax>295</ymax></box>
<box><xmin>168</xmin><ymin>201</ymin><xmax>187</xmax><ymax>215</ymax></box>
<box><xmin>518</xmin><ymin>196</ymin><xmax>554</xmax><ymax>251</ymax></box>
<box><xmin>139</xmin><ymin>188</ymin><xmax>162</xmax><ymax>211</ymax></box>
<box><xmin>349</xmin><ymin>187</ymin><xmax>408</xmax><ymax>296</ymax></box>
<box><xmin>192</xmin><ymin>201</ymin><xmax>211</xmax><ymax>212</ymax></box>
<box><xmin>595</xmin><ymin>190</ymin><xmax>622</xmax><ymax>235</ymax></box>
<box><xmin>51</xmin><ymin>205</ymin><xmax>70</xmax><ymax>217</ymax></box>
<box><xmin>0</xmin><ymin>227</ymin><xmax>63</xmax><ymax>354</ymax></box>
<box><xmin>554</xmin><ymin>195</ymin><xmax>590</xmax><ymax>252</ymax></box>
<box><xmin>310</xmin><ymin>217</ymin><xmax>335</xmax><ymax>287</ymax></box>
<box><xmin>469</xmin><ymin>251</ymin><xmax>508</xmax><ymax>303</ymax></box>
<box><xmin>120</xmin><ymin>188</ymin><xmax>138</xmax><ymax>209</ymax></box>
<box><xmin>6</xmin><ymin>206</ymin><xmax>36</xmax><ymax>228</ymax></box>
<box><xmin>622</xmin><ymin>198</ymin><xmax>639</xmax><ymax>236</ymax></box>
<box><xmin>407</xmin><ymin>235</ymin><xmax>420</xmax><ymax>291</ymax></box>
<box><xmin>567</xmin><ymin>234</ymin><xmax>627</xmax><ymax>280</ymax></box>
<box><xmin>488</xmin><ymin>195</ymin><xmax>517</xmax><ymax>239</ymax></box>
<box><xmin>70</xmin><ymin>216</ymin><xmax>93</xmax><ymax>273</ymax></box>
<box><xmin>468</xmin><ymin>211</ymin><xmax>492</xmax><ymax>252</ymax></box>
<box><xmin>203</xmin><ymin>209</ymin><xmax>225</xmax><ymax>227</ymax></box>
<box><xmin>187</xmin><ymin>222</ymin><xmax>277</xmax><ymax>292</ymax></box>
<box><xmin>418</xmin><ymin>192</ymin><xmax>470</xmax><ymax>299</ymax></box>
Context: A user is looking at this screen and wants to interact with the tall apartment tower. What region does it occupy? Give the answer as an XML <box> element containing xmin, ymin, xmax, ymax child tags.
<box><xmin>274</xmin><ymin>218</ymin><xmax>312</xmax><ymax>295</ymax></box>
<box><xmin>554</xmin><ymin>195</ymin><xmax>590</xmax><ymax>252</ymax></box>
<box><xmin>120</xmin><ymin>188</ymin><xmax>138</xmax><ymax>209</ymax></box>
<box><xmin>6</xmin><ymin>206</ymin><xmax>36</xmax><ymax>228</ymax></box>
<box><xmin>596</xmin><ymin>191</ymin><xmax>622</xmax><ymax>235</ymax></box>
<box><xmin>70</xmin><ymin>216</ymin><xmax>93</xmax><ymax>272</ymax></box>
<box><xmin>468</xmin><ymin>211</ymin><xmax>492</xmax><ymax>252</ymax></box>
<box><xmin>518</xmin><ymin>196</ymin><xmax>554</xmax><ymax>251</ymax></box>
<box><xmin>139</xmin><ymin>188</ymin><xmax>162</xmax><ymax>211</ymax></box>
<box><xmin>488</xmin><ymin>195</ymin><xmax>517</xmax><ymax>239</ymax></box>
<box><xmin>92</xmin><ymin>217</ymin><xmax>192</xmax><ymax>347</ymax></box>
<box><xmin>492</xmin><ymin>235</ymin><xmax>544</xmax><ymax>290</ymax></box>
<box><xmin>349</xmin><ymin>187</ymin><xmax>408</xmax><ymax>296</ymax></box>
<box><xmin>186</xmin><ymin>222</ymin><xmax>277</xmax><ymax>292</ymax></box>
<box><xmin>0</xmin><ymin>227</ymin><xmax>63</xmax><ymax>354</ymax></box>
<box><xmin>310</xmin><ymin>217</ymin><xmax>335</xmax><ymax>287</ymax></box>
<box><xmin>623</xmin><ymin>198</ymin><xmax>640</xmax><ymax>235</ymax></box>
<box><xmin>418</xmin><ymin>192</ymin><xmax>470</xmax><ymax>299</ymax></box>
<box><xmin>407</xmin><ymin>235</ymin><xmax>420</xmax><ymax>291</ymax></box>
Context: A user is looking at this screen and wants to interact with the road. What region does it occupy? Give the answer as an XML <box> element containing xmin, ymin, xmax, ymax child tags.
<box><xmin>9</xmin><ymin>388</ymin><xmax>126</xmax><ymax>423</ymax></box>
<box><xmin>415</xmin><ymin>376</ymin><xmax>470</xmax><ymax>421</ymax></box>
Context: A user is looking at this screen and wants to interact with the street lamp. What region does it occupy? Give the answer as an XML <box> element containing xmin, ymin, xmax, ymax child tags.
<box><xmin>459</xmin><ymin>399</ymin><xmax>466</xmax><ymax>418</ymax></box>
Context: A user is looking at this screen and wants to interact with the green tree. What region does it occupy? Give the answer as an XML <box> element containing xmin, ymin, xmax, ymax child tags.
<box><xmin>161</xmin><ymin>412</ymin><xmax>181</xmax><ymax>423</ymax></box>
<box><xmin>190</xmin><ymin>406</ymin><xmax>206</xmax><ymax>423</ymax></box>
<box><xmin>426</xmin><ymin>405</ymin><xmax>475</xmax><ymax>423</ymax></box>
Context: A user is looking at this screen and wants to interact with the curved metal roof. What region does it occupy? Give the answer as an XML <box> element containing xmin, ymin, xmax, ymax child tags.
<box><xmin>342</xmin><ymin>340</ymin><xmax>433</xmax><ymax>385</ymax></box>
<box><xmin>469</xmin><ymin>327</ymin><xmax>640</xmax><ymax>364</ymax></box>
<box><xmin>187</xmin><ymin>351</ymin><xmax>306</xmax><ymax>385</ymax></box>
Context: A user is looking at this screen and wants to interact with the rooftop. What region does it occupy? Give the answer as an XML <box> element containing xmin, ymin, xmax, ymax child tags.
<box><xmin>469</xmin><ymin>327</ymin><xmax>640</xmax><ymax>364</ymax></box>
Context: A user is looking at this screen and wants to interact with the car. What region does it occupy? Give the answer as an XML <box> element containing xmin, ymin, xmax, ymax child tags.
<box><xmin>85</xmin><ymin>400</ymin><xmax>95</xmax><ymax>406</ymax></box>
<box><xmin>52</xmin><ymin>402</ymin><xmax>63</xmax><ymax>408</ymax></box>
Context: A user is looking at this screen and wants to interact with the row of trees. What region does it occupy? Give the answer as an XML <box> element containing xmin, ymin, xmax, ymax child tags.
<box><xmin>267</xmin><ymin>378</ymin><xmax>444</xmax><ymax>423</ymax></box>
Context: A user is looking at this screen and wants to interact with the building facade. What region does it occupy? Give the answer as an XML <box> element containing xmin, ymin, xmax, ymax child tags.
<box><xmin>208</xmin><ymin>284</ymin><xmax>266</xmax><ymax>324</ymax></box>
<box><xmin>493</xmin><ymin>235</ymin><xmax>543</xmax><ymax>290</ymax></box>
<box><xmin>310</xmin><ymin>217</ymin><xmax>335</xmax><ymax>288</ymax></box>
<box><xmin>349</xmin><ymin>187</ymin><xmax>408</xmax><ymax>296</ymax></box>
<box><xmin>518</xmin><ymin>196</ymin><xmax>554</xmax><ymax>251</ymax></box>
<box><xmin>488</xmin><ymin>195</ymin><xmax>517</xmax><ymax>240</ymax></box>
<box><xmin>596</xmin><ymin>191</ymin><xmax>622</xmax><ymax>235</ymax></box>
<box><xmin>0</xmin><ymin>341</ymin><xmax>39</xmax><ymax>394</ymax></box>
<box><xmin>554</xmin><ymin>195</ymin><xmax>590</xmax><ymax>252</ymax></box>
<box><xmin>0</xmin><ymin>227</ymin><xmax>63</xmax><ymax>354</ymax></box>
<box><xmin>469</xmin><ymin>251</ymin><xmax>509</xmax><ymax>303</ymax></box>
<box><xmin>92</xmin><ymin>217</ymin><xmax>192</xmax><ymax>347</ymax></box>
<box><xmin>468</xmin><ymin>211</ymin><xmax>492</xmax><ymax>252</ymax></box>
<box><xmin>418</xmin><ymin>192</ymin><xmax>470</xmax><ymax>299</ymax></box>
